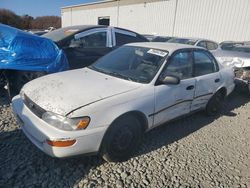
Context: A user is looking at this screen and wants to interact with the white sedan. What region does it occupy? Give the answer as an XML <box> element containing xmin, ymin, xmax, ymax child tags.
<box><xmin>12</xmin><ymin>43</ymin><xmax>235</xmax><ymax>162</ymax></box>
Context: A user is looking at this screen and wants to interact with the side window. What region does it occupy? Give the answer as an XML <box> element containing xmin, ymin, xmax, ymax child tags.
<box><xmin>115</xmin><ymin>32</ymin><xmax>144</xmax><ymax>46</ymax></box>
<box><xmin>197</xmin><ymin>41</ymin><xmax>207</xmax><ymax>49</ymax></box>
<box><xmin>70</xmin><ymin>31</ymin><xmax>107</xmax><ymax>48</ymax></box>
<box><xmin>194</xmin><ymin>51</ymin><xmax>217</xmax><ymax>76</ymax></box>
<box><xmin>163</xmin><ymin>51</ymin><xmax>193</xmax><ymax>80</ymax></box>
<box><xmin>206</xmin><ymin>41</ymin><xmax>218</xmax><ymax>50</ymax></box>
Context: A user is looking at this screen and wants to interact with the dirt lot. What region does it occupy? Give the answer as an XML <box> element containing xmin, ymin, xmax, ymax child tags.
<box><xmin>0</xmin><ymin>91</ymin><xmax>249</xmax><ymax>188</ymax></box>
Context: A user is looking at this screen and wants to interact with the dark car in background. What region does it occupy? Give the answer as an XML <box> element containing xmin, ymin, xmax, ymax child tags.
<box><xmin>0</xmin><ymin>24</ymin><xmax>148</xmax><ymax>99</ymax></box>
<box><xmin>151</xmin><ymin>36</ymin><xmax>172</xmax><ymax>42</ymax></box>
<box><xmin>43</xmin><ymin>25</ymin><xmax>148</xmax><ymax>69</ymax></box>
<box><xmin>143</xmin><ymin>34</ymin><xmax>172</xmax><ymax>42</ymax></box>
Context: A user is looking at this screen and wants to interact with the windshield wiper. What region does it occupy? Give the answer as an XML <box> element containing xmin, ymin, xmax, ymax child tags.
<box><xmin>107</xmin><ymin>71</ymin><xmax>134</xmax><ymax>81</ymax></box>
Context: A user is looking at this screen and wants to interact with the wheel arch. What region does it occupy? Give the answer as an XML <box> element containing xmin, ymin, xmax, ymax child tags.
<box><xmin>216</xmin><ymin>86</ymin><xmax>227</xmax><ymax>98</ymax></box>
<box><xmin>98</xmin><ymin>110</ymin><xmax>148</xmax><ymax>152</ymax></box>
<box><xmin>108</xmin><ymin>110</ymin><xmax>148</xmax><ymax>133</ymax></box>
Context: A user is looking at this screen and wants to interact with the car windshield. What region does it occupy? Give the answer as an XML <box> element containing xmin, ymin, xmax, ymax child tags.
<box><xmin>168</xmin><ymin>38</ymin><xmax>197</xmax><ymax>45</ymax></box>
<box><xmin>220</xmin><ymin>43</ymin><xmax>250</xmax><ymax>53</ymax></box>
<box><xmin>43</xmin><ymin>27</ymin><xmax>79</xmax><ymax>42</ymax></box>
<box><xmin>89</xmin><ymin>46</ymin><xmax>168</xmax><ymax>83</ymax></box>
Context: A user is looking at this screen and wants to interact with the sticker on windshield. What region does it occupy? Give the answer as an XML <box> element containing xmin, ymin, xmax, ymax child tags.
<box><xmin>147</xmin><ymin>49</ymin><xmax>168</xmax><ymax>57</ymax></box>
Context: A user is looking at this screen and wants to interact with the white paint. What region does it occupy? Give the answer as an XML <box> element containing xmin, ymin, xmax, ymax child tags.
<box><xmin>62</xmin><ymin>0</ymin><xmax>250</xmax><ymax>42</ymax></box>
<box><xmin>12</xmin><ymin>43</ymin><xmax>235</xmax><ymax>158</ymax></box>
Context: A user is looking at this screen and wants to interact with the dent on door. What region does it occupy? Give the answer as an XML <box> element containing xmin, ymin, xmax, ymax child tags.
<box><xmin>153</xmin><ymin>78</ymin><xmax>195</xmax><ymax>127</ymax></box>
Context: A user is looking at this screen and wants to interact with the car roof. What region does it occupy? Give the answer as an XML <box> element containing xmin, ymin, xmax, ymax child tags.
<box><xmin>126</xmin><ymin>42</ymin><xmax>204</xmax><ymax>54</ymax></box>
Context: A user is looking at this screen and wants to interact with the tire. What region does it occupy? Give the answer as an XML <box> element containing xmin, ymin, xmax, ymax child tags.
<box><xmin>100</xmin><ymin>115</ymin><xmax>143</xmax><ymax>162</ymax></box>
<box><xmin>205</xmin><ymin>91</ymin><xmax>225</xmax><ymax>116</ymax></box>
<box><xmin>7</xmin><ymin>71</ymin><xmax>45</xmax><ymax>100</ymax></box>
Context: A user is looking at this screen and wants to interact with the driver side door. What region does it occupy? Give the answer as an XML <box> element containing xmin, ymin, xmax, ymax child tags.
<box><xmin>153</xmin><ymin>50</ymin><xmax>196</xmax><ymax>127</ymax></box>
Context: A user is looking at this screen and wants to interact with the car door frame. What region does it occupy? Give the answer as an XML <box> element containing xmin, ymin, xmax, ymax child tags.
<box><xmin>191</xmin><ymin>49</ymin><xmax>221</xmax><ymax>111</ymax></box>
<box><xmin>63</xmin><ymin>27</ymin><xmax>114</xmax><ymax>69</ymax></box>
<box><xmin>151</xmin><ymin>48</ymin><xmax>197</xmax><ymax>127</ymax></box>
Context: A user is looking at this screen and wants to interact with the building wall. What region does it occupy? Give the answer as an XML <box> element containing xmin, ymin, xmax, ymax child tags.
<box><xmin>61</xmin><ymin>0</ymin><xmax>250</xmax><ymax>42</ymax></box>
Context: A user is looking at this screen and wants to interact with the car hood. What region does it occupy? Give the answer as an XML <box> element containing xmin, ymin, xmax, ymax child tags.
<box><xmin>212</xmin><ymin>49</ymin><xmax>250</xmax><ymax>68</ymax></box>
<box><xmin>22</xmin><ymin>68</ymin><xmax>141</xmax><ymax>116</ymax></box>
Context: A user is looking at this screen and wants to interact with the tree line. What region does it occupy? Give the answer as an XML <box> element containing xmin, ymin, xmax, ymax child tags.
<box><xmin>0</xmin><ymin>9</ymin><xmax>61</xmax><ymax>30</ymax></box>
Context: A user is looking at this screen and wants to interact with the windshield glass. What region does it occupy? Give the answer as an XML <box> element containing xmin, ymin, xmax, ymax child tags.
<box><xmin>220</xmin><ymin>43</ymin><xmax>250</xmax><ymax>53</ymax></box>
<box><xmin>168</xmin><ymin>38</ymin><xmax>197</xmax><ymax>45</ymax></box>
<box><xmin>43</xmin><ymin>28</ymin><xmax>79</xmax><ymax>42</ymax></box>
<box><xmin>89</xmin><ymin>46</ymin><xmax>168</xmax><ymax>83</ymax></box>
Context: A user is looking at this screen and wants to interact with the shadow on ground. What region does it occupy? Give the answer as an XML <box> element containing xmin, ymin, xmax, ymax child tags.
<box><xmin>135</xmin><ymin>91</ymin><xmax>249</xmax><ymax>157</ymax></box>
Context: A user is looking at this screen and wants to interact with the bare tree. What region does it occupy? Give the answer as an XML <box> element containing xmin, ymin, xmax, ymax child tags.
<box><xmin>0</xmin><ymin>9</ymin><xmax>61</xmax><ymax>30</ymax></box>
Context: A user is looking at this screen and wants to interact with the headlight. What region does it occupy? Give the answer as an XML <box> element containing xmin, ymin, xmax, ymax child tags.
<box><xmin>42</xmin><ymin>112</ymin><xmax>90</xmax><ymax>131</ymax></box>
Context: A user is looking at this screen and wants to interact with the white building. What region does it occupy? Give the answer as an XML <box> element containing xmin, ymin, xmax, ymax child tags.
<box><xmin>61</xmin><ymin>0</ymin><xmax>250</xmax><ymax>42</ymax></box>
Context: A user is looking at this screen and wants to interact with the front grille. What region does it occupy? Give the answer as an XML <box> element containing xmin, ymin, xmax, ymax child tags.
<box><xmin>23</xmin><ymin>94</ymin><xmax>46</xmax><ymax>118</ymax></box>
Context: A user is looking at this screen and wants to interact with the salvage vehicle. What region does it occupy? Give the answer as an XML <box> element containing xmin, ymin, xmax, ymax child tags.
<box><xmin>0</xmin><ymin>24</ymin><xmax>147</xmax><ymax>98</ymax></box>
<box><xmin>43</xmin><ymin>25</ymin><xmax>148</xmax><ymax>69</ymax></box>
<box><xmin>12</xmin><ymin>43</ymin><xmax>235</xmax><ymax>162</ymax></box>
<box><xmin>167</xmin><ymin>37</ymin><xmax>219</xmax><ymax>51</ymax></box>
<box><xmin>213</xmin><ymin>46</ymin><xmax>250</xmax><ymax>93</ymax></box>
<box><xmin>0</xmin><ymin>24</ymin><xmax>69</xmax><ymax>98</ymax></box>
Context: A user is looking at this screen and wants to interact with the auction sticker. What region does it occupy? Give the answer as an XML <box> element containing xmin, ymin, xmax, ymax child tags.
<box><xmin>147</xmin><ymin>49</ymin><xmax>168</xmax><ymax>57</ymax></box>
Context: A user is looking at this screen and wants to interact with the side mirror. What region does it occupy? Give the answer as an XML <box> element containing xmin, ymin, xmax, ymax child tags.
<box><xmin>159</xmin><ymin>75</ymin><xmax>180</xmax><ymax>85</ymax></box>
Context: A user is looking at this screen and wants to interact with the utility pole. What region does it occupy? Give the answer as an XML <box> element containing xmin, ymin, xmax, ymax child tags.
<box><xmin>117</xmin><ymin>0</ymin><xmax>120</xmax><ymax>27</ymax></box>
<box><xmin>172</xmin><ymin>0</ymin><xmax>179</xmax><ymax>36</ymax></box>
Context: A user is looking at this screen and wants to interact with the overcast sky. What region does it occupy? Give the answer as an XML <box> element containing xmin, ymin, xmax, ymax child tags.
<box><xmin>0</xmin><ymin>0</ymin><xmax>99</xmax><ymax>17</ymax></box>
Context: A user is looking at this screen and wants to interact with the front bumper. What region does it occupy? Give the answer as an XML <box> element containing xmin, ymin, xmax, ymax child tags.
<box><xmin>12</xmin><ymin>95</ymin><xmax>107</xmax><ymax>158</ymax></box>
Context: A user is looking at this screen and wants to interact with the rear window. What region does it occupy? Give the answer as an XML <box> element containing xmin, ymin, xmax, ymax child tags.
<box><xmin>115</xmin><ymin>32</ymin><xmax>146</xmax><ymax>46</ymax></box>
<box><xmin>168</xmin><ymin>38</ymin><xmax>197</xmax><ymax>45</ymax></box>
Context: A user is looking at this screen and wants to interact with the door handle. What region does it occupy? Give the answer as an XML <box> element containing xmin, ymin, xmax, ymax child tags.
<box><xmin>215</xmin><ymin>78</ymin><xmax>220</xmax><ymax>83</ymax></box>
<box><xmin>186</xmin><ymin>85</ymin><xmax>194</xmax><ymax>90</ymax></box>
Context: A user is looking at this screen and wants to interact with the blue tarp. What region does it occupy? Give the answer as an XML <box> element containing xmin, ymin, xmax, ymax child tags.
<box><xmin>0</xmin><ymin>24</ymin><xmax>69</xmax><ymax>73</ymax></box>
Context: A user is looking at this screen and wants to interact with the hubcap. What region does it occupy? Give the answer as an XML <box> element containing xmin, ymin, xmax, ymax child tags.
<box><xmin>112</xmin><ymin>126</ymin><xmax>134</xmax><ymax>152</ymax></box>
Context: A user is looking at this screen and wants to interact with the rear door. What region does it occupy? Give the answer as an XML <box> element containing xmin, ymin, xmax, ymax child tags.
<box><xmin>191</xmin><ymin>50</ymin><xmax>221</xmax><ymax>111</ymax></box>
<box><xmin>153</xmin><ymin>50</ymin><xmax>196</xmax><ymax>126</ymax></box>
<box><xmin>64</xmin><ymin>28</ymin><xmax>113</xmax><ymax>69</ymax></box>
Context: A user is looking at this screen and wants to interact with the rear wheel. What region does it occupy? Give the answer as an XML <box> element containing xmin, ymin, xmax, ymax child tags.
<box><xmin>100</xmin><ymin>115</ymin><xmax>143</xmax><ymax>162</ymax></box>
<box><xmin>205</xmin><ymin>91</ymin><xmax>225</xmax><ymax>116</ymax></box>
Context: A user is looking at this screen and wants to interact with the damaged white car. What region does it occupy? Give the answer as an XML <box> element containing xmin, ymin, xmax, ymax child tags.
<box><xmin>12</xmin><ymin>43</ymin><xmax>235</xmax><ymax>162</ymax></box>
<box><xmin>213</xmin><ymin>46</ymin><xmax>250</xmax><ymax>93</ymax></box>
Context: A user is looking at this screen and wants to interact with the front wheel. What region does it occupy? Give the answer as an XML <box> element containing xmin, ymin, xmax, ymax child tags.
<box><xmin>205</xmin><ymin>91</ymin><xmax>225</xmax><ymax>116</ymax></box>
<box><xmin>100</xmin><ymin>115</ymin><xmax>143</xmax><ymax>162</ymax></box>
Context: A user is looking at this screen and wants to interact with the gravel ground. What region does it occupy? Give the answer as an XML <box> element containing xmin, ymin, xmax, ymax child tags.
<box><xmin>0</xmin><ymin>91</ymin><xmax>249</xmax><ymax>188</ymax></box>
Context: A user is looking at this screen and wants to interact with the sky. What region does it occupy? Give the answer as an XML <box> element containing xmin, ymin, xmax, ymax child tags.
<box><xmin>0</xmin><ymin>0</ymin><xmax>99</xmax><ymax>17</ymax></box>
